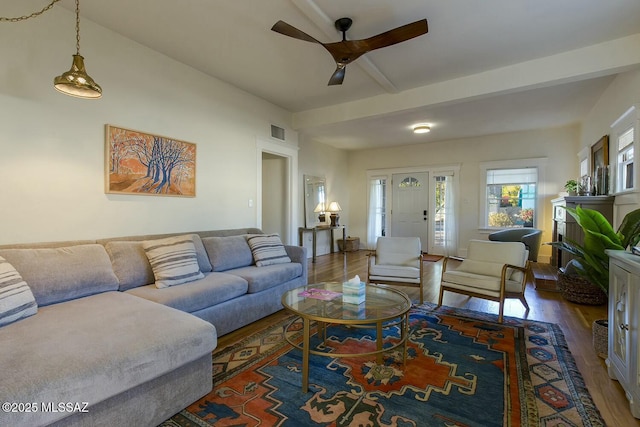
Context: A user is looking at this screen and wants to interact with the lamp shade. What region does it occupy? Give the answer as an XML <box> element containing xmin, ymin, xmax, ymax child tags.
<box><xmin>54</xmin><ymin>54</ymin><xmax>102</xmax><ymax>99</ymax></box>
<box><xmin>327</xmin><ymin>201</ymin><xmax>342</xmax><ymax>212</ymax></box>
<box><xmin>313</xmin><ymin>202</ymin><xmax>325</xmax><ymax>213</ymax></box>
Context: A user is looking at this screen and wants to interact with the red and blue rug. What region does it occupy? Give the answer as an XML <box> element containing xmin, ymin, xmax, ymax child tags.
<box><xmin>162</xmin><ymin>303</ymin><xmax>604</xmax><ymax>426</ymax></box>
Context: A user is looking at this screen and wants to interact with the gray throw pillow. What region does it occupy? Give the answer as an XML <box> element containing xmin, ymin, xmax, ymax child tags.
<box><xmin>246</xmin><ymin>234</ymin><xmax>291</xmax><ymax>267</ymax></box>
<box><xmin>142</xmin><ymin>235</ymin><xmax>204</xmax><ymax>288</ymax></box>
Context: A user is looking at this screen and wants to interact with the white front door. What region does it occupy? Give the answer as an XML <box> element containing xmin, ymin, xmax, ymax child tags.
<box><xmin>391</xmin><ymin>172</ymin><xmax>429</xmax><ymax>248</ymax></box>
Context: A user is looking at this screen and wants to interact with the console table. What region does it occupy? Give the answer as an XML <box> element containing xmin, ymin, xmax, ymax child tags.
<box><xmin>298</xmin><ymin>226</ymin><xmax>346</xmax><ymax>263</ymax></box>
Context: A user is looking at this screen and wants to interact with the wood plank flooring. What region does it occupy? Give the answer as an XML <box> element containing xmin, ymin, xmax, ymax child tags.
<box><xmin>218</xmin><ymin>251</ymin><xmax>640</xmax><ymax>426</ymax></box>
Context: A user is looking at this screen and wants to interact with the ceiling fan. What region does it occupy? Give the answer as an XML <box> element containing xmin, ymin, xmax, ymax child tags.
<box><xmin>271</xmin><ymin>17</ymin><xmax>428</xmax><ymax>86</ymax></box>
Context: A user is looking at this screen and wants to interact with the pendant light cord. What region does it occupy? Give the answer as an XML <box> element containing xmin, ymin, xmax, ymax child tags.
<box><xmin>74</xmin><ymin>0</ymin><xmax>80</xmax><ymax>54</ymax></box>
<box><xmin>0</xmin><ymin>0</ymin><xmax>63</xmax><ymax>22</ymax></box>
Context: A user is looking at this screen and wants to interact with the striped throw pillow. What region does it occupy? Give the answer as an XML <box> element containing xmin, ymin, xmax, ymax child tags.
<box><xmin>247</xmin><ymin>234</ymin><xmax>291</xmax><ymax>267</ymax></box>
<box><xmin>142</xmin><ymin>235</ymin><xmax>205</xmax><ymax>289</ymax></box>
<box><xmin>0</xmin><ymin>256</ymin><xmax>37</xmax><ymax>327</ymax></box>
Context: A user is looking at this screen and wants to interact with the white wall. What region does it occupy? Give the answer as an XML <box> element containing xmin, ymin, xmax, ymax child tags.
<box><xmin>298</xmin><ymin>138</ymin><xmax>349</xmax><ymax>256</ymax></box>
<box><xmin>0</xmin><ymin>7</ymin><xmax>297</xmax><ymax>244</ymax></box>
<box><xmin>344</xmin><ymin>125</ymin><xmax>581</xmax><ymax>261</ymax></box>
<box><xmin>581</xmin><ymin>68</ymin><xmax>640</xmax><ymax>225</ymax></box>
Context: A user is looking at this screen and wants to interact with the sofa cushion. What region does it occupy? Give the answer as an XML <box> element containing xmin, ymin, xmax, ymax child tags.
<box><xmin>0</xmin><ymin>291</ymin><xmax>217</xmax><ymax>427</ymax></box>
<box><xmin>126</xmin><ymin>272</ymin><xmax>248</xmax><ymax>312</ymax></box>
<box><xmin>246</xmin><ymin>234</ymin><xmax>291</xmax><ymax>267</ymax></box>
<box><xmin>442</xmin><ymin>270</ymin><xmax>523</xmax><ymax>294</ymax></box>
<box><xmin>105</xmin><ymin>234</ymin><xmax>212</xmax><ymax>291</ymax></box>
<box><xmin>456</xmin><ymin>259</ymin><xmax>509</xmax><ymax>278</ymax></box>
<box><xmin>104</xmin><ymin>240</ymin><xmax>155</xmax><ymax>291</ymax></box>
<box><xmin>142</xmin><ymin>235</ymin><xmax>205</xmax><ymax>288</ymax></box>
<box><xmin>0</xmin><ymin>256</ymin><xmax>37</xmax><ymax>326</ymax></box>
<box><xmin>228</xmin><ymin>263</ymin><xmax>302</xmax><ymax>293</ymax></box>
<box><xmin>0</xmin><ymin>244</ymin><xmax>119</xmax><ymax>306</ymax></box>
<box><xmin>202</xmin><ymin>235</ymin><xmax>253</xmax><ymax>272</ymax></box>
<box><xmin>376</xmin><ymin>237</ymin><xmax>421</xmax><ymax>267</ymax></box>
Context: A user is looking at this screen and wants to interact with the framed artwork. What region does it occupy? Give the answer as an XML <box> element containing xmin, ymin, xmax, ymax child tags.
<box><xmin>105</xmin><ymin>125</ymin><xmax>196</xmax><ymax>197</ymax></box>
<box><xmin>591</xmin><ymin>135</ymin><xmax>609</xmax><ymax>195</ymax></box>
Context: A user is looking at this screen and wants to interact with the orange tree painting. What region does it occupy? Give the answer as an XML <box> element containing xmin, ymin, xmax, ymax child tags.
<box><xmin>106</xmin><ymin>125</ymin><xmax>196</xmax><ymax>196</ymax></box>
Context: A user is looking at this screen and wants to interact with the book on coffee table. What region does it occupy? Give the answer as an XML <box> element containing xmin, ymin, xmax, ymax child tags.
<box><xmin>298</xmin><ymin>288</ymin><xmax>342</xmax><ymax>301</ymax></box>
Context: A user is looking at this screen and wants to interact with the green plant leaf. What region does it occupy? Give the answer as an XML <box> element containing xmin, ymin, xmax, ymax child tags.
<box><xmin>618</xmin><ymin>208</ymin><xmax>640</xmax><ymax>248</ymax></box>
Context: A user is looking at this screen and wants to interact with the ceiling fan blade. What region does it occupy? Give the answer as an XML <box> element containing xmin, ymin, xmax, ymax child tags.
<box><xmin>361</xmin><ymin>19</ymin><xmax>428</xmax><ymax>52</ymax></box>
<box><xmin>328</xmin><ymin>66</ymin><xmax>346</xmax><ymax>85</ymax></box>
<box><xmin>271</xmin><ymin>20</ymin><xmax>321</xmax><ymax>44</ymax></box>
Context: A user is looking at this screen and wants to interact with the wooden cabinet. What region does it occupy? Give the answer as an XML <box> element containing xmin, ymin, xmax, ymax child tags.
<box><xmin>551</xmin><ymin>196</ymin><xmax>614</xmax><ymax>270</ymax></box>
<box><xmin>607</xmin><ymin>250</ymin><xmax>640</xmax><ymax>418</ymax></box>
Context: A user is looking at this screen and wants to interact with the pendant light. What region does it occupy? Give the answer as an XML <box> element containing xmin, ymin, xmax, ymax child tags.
<box><xmin>53</xmin><ymin>0</ymin><xmax>102</xmax><ymax>98</ymax></box>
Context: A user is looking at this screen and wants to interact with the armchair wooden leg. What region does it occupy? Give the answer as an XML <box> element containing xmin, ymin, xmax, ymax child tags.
<box><xmin>437</xmin><ymin>286</ymin><xmax>444</xmax><ymax>307</ymax></box>
<box><xmin>498</xmin><ymin>299</ymin><xmax>505</xmax><ymax>323</ymax></box>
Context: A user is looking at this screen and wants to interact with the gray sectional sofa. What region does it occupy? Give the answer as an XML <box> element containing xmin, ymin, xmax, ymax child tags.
<box><xmin>0</xmin><ymin>228</ymin><xmax>308</xmax><ymax>427</ymax></box>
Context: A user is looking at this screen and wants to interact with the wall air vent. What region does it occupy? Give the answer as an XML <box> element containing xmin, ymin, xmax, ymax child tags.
<box><xmin>271</xmin><ymin>125</ymin><xmax>285</xmax><ymax>140</ymax></box>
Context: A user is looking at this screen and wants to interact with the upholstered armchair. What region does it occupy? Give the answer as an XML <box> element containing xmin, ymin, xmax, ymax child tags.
<box><xmin>438</xmin><ymin>240</ymin><xmax>530</xmax><ymax>322</ymax></box>
<box><xmin>366</xmin><ymin>237</ymin><xmax>424</xmax><ymax>304</ymax></box>
<box><xmin>488</xmin><ymin>228</ymin><xmax>542</xmax><ymax>262</ymax></box>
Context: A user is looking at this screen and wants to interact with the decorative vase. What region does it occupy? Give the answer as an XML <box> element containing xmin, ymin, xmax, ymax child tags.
<box><xmin>592</xmin><ymin>319</ymin><xmax>608</xmax><ymax>359</ymax></box>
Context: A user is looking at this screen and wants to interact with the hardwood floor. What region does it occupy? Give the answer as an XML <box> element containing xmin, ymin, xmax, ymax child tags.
<box><xmin>218</xmin><ymin>251</ymin><xmax>640</xmax><ymax>426</ymax></box>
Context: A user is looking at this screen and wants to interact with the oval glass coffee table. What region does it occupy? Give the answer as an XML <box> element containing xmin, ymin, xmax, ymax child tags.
<box><xmin>281</xmin><ymin>282</ymin><xmax>412</xmax><ymax>392</ymax></box>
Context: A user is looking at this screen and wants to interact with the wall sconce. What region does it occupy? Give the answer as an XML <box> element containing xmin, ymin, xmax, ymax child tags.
<box><xmin>327</xmin><ymin>201</ymin><xmax>342</xmax><ymax>227</ymax></box>
<box><xmin>53</xmin><ymin>0</ymin><xmax>102</xmax><ymax>98</ymax></box>
<box><xmin>314</xmin><ymin>202</ymin><xmax>326</xmax><ymax>223</ymax></box>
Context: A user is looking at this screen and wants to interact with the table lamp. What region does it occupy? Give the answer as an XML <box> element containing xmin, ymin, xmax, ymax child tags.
<box><xmin>314</xmin><ymin>202</ymin><xmax>326</xmax><ymax>223</ymax></box>
<box><xmin>327</xmin><ymin>201</ymin><xmax>342</xmax><ymax>227</ymax></box>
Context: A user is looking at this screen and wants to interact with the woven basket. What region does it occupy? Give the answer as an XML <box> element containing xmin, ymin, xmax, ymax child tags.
<box><xmin>592</xmin><ymin>319</ymin><xmax>608</xmax><ymax>359</ymax></box>
<box><xmin>557</xmin><ymin>272</ymin><xmax>607</xmax><ymax>305</ymax></box>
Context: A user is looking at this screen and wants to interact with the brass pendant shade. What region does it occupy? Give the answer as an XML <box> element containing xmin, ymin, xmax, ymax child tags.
<box><xmin>54</xmin><ymin>54</ymin><xmax>102</xmax><ymax>98</ymax></box>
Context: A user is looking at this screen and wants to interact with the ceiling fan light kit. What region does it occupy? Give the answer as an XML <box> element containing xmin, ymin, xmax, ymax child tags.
<box><xmin>271</xmin><ymin>17</ymin><xmax>428</xmax><ymax>86</ymax></box>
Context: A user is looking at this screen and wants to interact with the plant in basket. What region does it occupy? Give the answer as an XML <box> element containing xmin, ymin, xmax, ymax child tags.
<box><xmin>550</xmin><ymin>206</ymin><xmax>640</xmax><ymax>297</ymax></box>
<box><xmin>550</xmin><ymin>206</ymin><xmax>640</xmax><ymax>358</ymax></box>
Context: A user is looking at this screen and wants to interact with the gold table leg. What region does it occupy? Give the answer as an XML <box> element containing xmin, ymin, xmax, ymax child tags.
<box><xmin>302</xmin><ymin>317</ymin><xmax>310</xmax><ymax>392</ymax></box>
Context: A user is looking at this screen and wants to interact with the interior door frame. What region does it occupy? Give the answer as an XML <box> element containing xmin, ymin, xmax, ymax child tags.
<box><xmin>256</xmin><ymin>138</ymin><xmax>299</xmax><ymax>245</ymax></box>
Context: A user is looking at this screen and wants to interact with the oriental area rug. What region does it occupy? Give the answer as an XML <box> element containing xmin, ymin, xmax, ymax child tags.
<box><xmin>161</xmin><ymin>303</ymin><xmax>605</xmax><ymax>427</ymax></box>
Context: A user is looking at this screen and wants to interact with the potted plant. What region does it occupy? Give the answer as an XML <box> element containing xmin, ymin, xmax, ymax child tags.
<box><xmin>552</xmin><ymin>206</ymin><xmax>640</xmax><ymax>295</ymax></box>
<box><xmin>564</xmin><ymin>179</ymin><xmax>579</xmax><ymax>196</ymax></box>
<box><xmin>551</xmin><ymin>206</ymin><xmax>640</xmax><ymax>357</ymax></box>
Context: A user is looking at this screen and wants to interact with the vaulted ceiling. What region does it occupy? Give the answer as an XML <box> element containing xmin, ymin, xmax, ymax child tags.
<box><xmin>64</xmin><ymin>0</ymin><xmax>640</xmax><ymax>149</ymax></box>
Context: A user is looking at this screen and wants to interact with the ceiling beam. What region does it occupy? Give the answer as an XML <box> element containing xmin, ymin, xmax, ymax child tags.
<box><xmin>290</xmin><ymin>0</ymin><xmax>399</xmax><ymax>93</ymax></box>
<box><xmin>292</xmin><ymin>33</ymin><xmax>640</xmax><ymax>130</ymax></box>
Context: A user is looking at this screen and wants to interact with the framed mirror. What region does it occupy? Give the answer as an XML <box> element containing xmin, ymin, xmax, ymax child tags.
<box><xmin>304</xmin><ymin>175</ymin><xmax>326</xmax><ymax>228</ymax></box>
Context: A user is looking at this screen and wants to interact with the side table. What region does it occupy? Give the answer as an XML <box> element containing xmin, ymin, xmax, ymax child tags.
<box><xmin>298</xmin><ymin>225</ymin><xmax>346</xmax><ymax>263</ymax></box>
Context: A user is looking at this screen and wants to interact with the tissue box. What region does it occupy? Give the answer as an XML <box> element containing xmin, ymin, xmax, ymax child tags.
<box><xmin>343</xmin><ymin>281</ymin><xmax>366</xmax><ymax>305</ymax></box>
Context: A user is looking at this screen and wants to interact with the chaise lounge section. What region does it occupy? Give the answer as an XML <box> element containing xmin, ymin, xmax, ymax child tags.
<box><xmin>0</xmin><ymin>228</ymin><xmax>307</xmax><ymax>427</ymax></box>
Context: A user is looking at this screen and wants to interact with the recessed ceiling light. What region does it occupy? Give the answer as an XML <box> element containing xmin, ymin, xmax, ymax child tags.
<box><xmin>413</xmin><ymin>125</ymin><xmax>431</xmax><ymax>134</ymax></box>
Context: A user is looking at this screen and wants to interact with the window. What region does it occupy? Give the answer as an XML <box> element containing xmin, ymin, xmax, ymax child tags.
<box><xmin>485</xmin><ymin>167</ymin><xmax>537</xmax><ymax>228</ymax></box>
<box><xmin>611</xmin><ymin>105</ymin><xmax>638</xmax><ymax>194</ymax></box>
<box><xmin>617</xmin><ymin>126</ymin><xmax>634</xmax><ymax>192</ymax></box>
<box><xmin>367</xmin><ymin>177</ymin><xmax>387</xmax><ymax>247</ymax></box>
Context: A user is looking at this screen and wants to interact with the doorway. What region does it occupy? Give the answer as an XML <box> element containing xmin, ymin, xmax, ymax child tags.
<box><xmin>262</xmin><ymin>152</ymin><xmax>287</xmax><ymax>237</ymax></box>
<box><xmin>391</xmin><ymin>172</ymin><xmax>429</xmax><ymax>248</ymax></box>
<box><xmin>367</xmin><ymin>167</ymin><xmax>458</xmax><ymax>255</ymax></box>
<box><xmin>256</xmin><ymin>139</ymin><xmax>298</xmax><ymax>245</ymax></box>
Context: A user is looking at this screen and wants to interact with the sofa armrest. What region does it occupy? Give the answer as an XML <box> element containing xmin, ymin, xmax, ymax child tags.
<box><xmin>284</xmin><ymin>245</ymin><xmax>307</xmax><ymax>265</ymax></box>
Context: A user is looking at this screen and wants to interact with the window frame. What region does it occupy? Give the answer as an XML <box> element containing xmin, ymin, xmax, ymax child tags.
<box><xmin>611</xmin><ymin>105</ymin><xmax>639</xmax><ymax>195</ymax></box>
<box><xmin>479</xmin><ymin>158</ymin><xmax>547</xmax><ymax>230</ymax></box>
